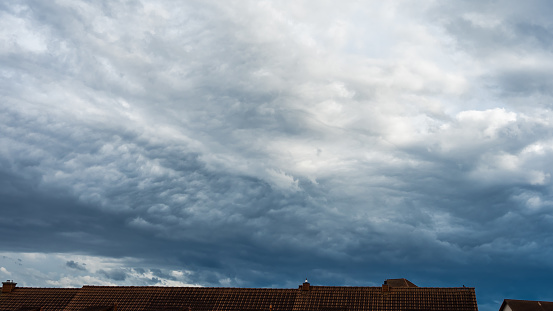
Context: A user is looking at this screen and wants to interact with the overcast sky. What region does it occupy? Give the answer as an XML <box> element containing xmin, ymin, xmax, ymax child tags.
<box><xmin>2</xmin><ymin>1</ymin><xmax>553</xmax><ymax>310</ymax></box>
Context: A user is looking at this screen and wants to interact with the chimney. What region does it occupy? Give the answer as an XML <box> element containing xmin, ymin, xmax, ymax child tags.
<box><xmin>301</xmin><ymin>278</ymin><xmax>310</xmax><ymax>291</ymax></box>
<box><xmin>382</xmin><ymin>280</ymin><xmax>389</xmax><ymax>292</ymax></box>
<box><xmin>2</xmin><ymin>280</ymin><xmax>16</xmax><ymax>293</ymax></box>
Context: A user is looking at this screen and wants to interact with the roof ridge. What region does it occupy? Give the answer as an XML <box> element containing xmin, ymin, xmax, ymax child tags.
<box><xmin>9</xmin><ymin>287</ymin><xmax>81</xmax><ymax>289</ymax></box>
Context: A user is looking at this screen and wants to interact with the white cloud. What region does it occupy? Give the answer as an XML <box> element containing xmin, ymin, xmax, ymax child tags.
<box><xmin>0</xmin><ymin>12</ymin><xmax>48</xmax><ymax>53</ymax></box>
<box><xmin>456</xmin><ymin>108</ymin><xmax>517</xmax><ymax>139</ymax></box>
<box><xmin>0</xmin><ymin>252</ymin><xmax>200</xmax><ymax>288</ymax></box>
<box><xmin>265</xmin><ymin>169</ymin><xmax>300</xmax><ymax>192</ymax></box>
<box><xmin>0</xmin><ymin>267</ymin><xmax>11</xmax><ymax>276</ymax></box>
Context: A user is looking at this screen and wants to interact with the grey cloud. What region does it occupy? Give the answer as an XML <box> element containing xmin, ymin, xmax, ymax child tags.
<box><xmin>150</xmin><ymin>269</ymin><xmax>176</xmax><ymax>281</ymax></box>
<box><xmin>431</xmin><ymin>0</ymin><xmax>553</xmax><ymax>103</ymax></box>
<box><xmin>66</xmin><ymin>260</ymin><xmax>87</xmax><ymax>271</ymax></box>
<box><xmin>133</xmin><ymin>268</ymin><xmax>145</xmax><ymax>274</ymax></box>
<box><xmin>1</xmin><ymin>1</ymin><xmax>553</xmax><ymax>311</ymax></box>
<box><xmin>492</xmin><ymin>68</ymin><xmax>553</xmax><ymax>96</ymax></box>
<box><xmin>98</xmin><ymin>269</ymin><xmax>128</xmax><ymax>281</ymax></box>
<box><xmin>514</xmin><ymin>22</ymin><xmax>553</xmax><ymax>49</ymax></box>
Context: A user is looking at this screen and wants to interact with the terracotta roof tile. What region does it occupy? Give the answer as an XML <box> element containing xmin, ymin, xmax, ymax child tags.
<box><xmin>0</xmin><ymin>281</ymin><xmax>477</xmax><ymax>311</ymax></box>
<box><xmin>294</xmin><ymin>286</ymin><xmax>477</xmax><ymax>311</ymax></box>
<box><xmin>0</xmin><ymin>288</ymin><xmax>80</xmax><ymax>311</ymax></box>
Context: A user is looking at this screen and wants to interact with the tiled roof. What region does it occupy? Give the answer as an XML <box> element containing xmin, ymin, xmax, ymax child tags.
<box><xmin>294</xmin><ymin>286</ymin><xmax>477</xmax><ymax>311</ymax></box>
<box><xmin>63</xmin><ymin>286</ymin><xmax>298</xmax><ymax>311</ymax></box>
<box><xmin>501</xmin><ymin>299</ymin><xmax>553</xmax><ymax>311</ymax></box>
<box><xmin>0</xmin><ymin>288</ymin><xmax>79</xmax><ymax>311</ymax></box>
<box><xmin>0</xmin><ymin>280</ymin><xmax>478</xmax><ymax>311</ymax></box>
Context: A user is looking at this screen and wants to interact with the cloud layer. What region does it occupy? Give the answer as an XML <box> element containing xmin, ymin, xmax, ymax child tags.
<box><xmin>2</xmin><ymin>1</ymin><xmax>553</xmax><ymax>310</ymax></box>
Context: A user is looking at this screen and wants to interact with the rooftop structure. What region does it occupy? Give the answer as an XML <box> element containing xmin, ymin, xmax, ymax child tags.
<box><xmin>0</xmin><ymin>279</ymin><xmax>478</xmax><ymax>311</ymax></box>
<box><xmin>499</xmin><ymin>299</ymin><xmax>553</xmax><ymax>311</ymax></box>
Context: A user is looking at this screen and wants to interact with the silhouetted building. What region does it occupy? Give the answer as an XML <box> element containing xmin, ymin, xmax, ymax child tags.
<box><xmin>0</xmin><ymin>278</ymin><xmax>478</xmax><ymax>311</ymax></box>
<box><xmin>499</xmin><ymin>299</ymin><xmax>553</xmax><ymax>311</ymax></box>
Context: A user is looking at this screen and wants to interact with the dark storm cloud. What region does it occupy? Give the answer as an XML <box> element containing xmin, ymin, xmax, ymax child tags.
<box><xmin>1</xmin><ymin>1</ymin><xmax>553</xmax><ymax>310</ymax></box>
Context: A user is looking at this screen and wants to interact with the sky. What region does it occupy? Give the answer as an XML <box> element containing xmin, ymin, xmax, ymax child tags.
<box><xmin>1</xmin><ymin>0</ymin><xmax>553</xmax><ymax>310</ymax></box>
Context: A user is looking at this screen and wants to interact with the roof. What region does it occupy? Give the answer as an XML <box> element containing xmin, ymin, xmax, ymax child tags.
<box><xmin>0</xmin><ymin>280</ymin><xmax>478</xmax><ymax>311</ymax></box>
<box><xmin>0</xmin><ymin>287</ymin><xmax>80</xmax><ymax>311</ymax></box>
<box><xmin>500</xmin><ymin>299</ymin><xmax>553</xmax><ymax>311</ymax></box>
<box><xmin>294</xmin><ymin>285</ymin><xmax>476</xmax><ymax>311</ymax></box>
<box><xmin>383</xmin><ymin>279</ymin><xmax>417</xmax><ymax>288</ymax></box>
<box><xmin>64</xmin><ymin>286</ymin><xmax>298</xmax><ymax>311</ymax></box>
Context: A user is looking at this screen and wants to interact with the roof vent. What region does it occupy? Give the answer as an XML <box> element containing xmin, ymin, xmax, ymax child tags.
<box><xmin>2</xmin><ymin>280</ymin><xmax>17</xmax><ymax>293</ymax></box>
